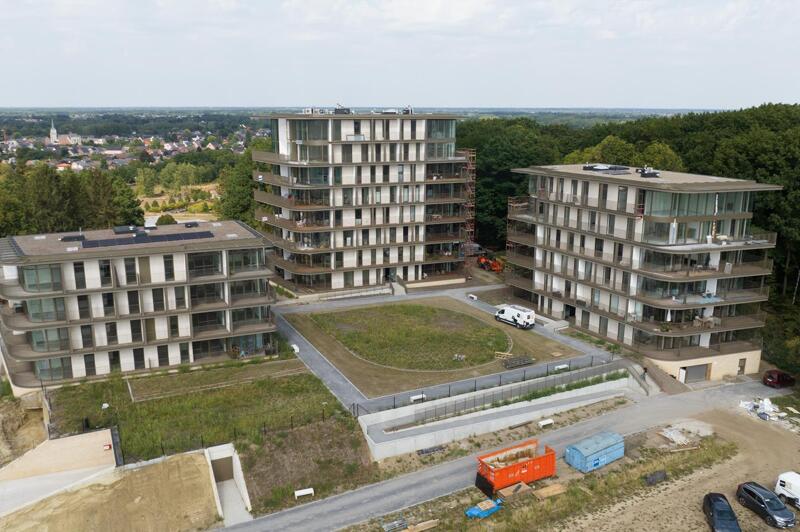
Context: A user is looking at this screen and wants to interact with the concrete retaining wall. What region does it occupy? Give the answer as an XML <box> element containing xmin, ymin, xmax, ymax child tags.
<box><xmin>361</xmin><ymin>377</ymin><xmax>637</xmax><ymax>461</ymax></box>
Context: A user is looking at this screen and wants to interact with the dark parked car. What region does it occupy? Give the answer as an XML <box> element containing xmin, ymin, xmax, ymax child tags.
<box><xmin>764</xmin><ymin>370</ymin><xmax>796</xmax><ymax>389</ymax></box>
<box><xmin>737</xmin><ymin>482</ymin><xmax>796</xmax><ymax>528</ymax></box>
<box><xmin>703</xmin><ymin>493</ymin><xmax>741</xmax><ymax>531</ymax></box>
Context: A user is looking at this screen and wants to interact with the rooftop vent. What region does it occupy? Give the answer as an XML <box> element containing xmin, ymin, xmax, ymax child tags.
<box><xmin>60</xmin><ymin>235</ymin><xmax>86</xmax><ymax>242</ymax></box>
<box><xmin>333</xmin><ymin>105</ymin><xmax>351</xmax><ymax>115</ymax></box>
<box><xmin>637</xmin><ymin>166</ymin><xmax>661</xmax><ymax>178</ymax></box>
<box><xmin>582</xmin><ymin>164</ymin><xmax>630</xmax><ymax>174</ymax></box>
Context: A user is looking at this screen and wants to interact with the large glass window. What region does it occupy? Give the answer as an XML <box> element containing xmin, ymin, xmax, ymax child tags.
<box><xmin>84</xmin><ymin>354</ymin><xmax>96</xmax><ymax>376</ymax></box>
<box><xmin>124</xmin><ymin>258</ymin><xmax>137</xmax><ymax>284</ymax></box>
<box><xmin>188</xmin><ymin>252</ymin><xmax>221</xmax><ymax>278</ymax></box>
<box><xmin>231</xmin><ymin>305</ymin><xmax>269</xmax><ymax>326</ymax></box>
<box><xmin>152</xmin><ymin>288</ymin><xmax>165</xmax><ymax>312</ymax></box>
<box><xmin>131</xmin><ymin>319</ymin><xmax>143</xmax><ymax>342</ymax></box>
<box><xmin>25</xmin><ymin>297</ymin><xmax>66</xmax><ymax>322</ymax></box>
<box><xmin>426</xmin><ymin>120</ymin><xmax>455</xmax><ymax>139</ymax></box>
<box><xmin>157</xmin><ymin>345</ymin><xmax>170</xmax><ymax>366</ymax></box>
<box><xmin>228</xmin><ymin>249</ymin><xmax>263</xmax><ymax>274</ymax></box>
<box><xmin>163</xmin><ymin>255</ymin><xmax>174</xmax><ymax>281</ymax></box>
<box><xmin>425</xmin><ymin>142</ymin><xmax>455</xmax><ymax>160</ymax></box>
<box><xmin>35</xmin><ymin>357</ymin><xmax>72</xmax><ymax>381</ymax></box>
<box><xmin>133</xmin><ymin>348</ymin><xmax>145</xmax><ymax>370</ymax></box>
<box><xmin>289</xmin><ymin>119</ymin><xmax>328</xmax><ymax>141</ymax></box>
<box><xmin>20</xmin><ymin>264</ymin><xmax>62</xmax><ymax>292</ymax></box>
<box><xmin>29</xmin><ymin>328</ymin><xmax>69</xmax><ymax>352</ymax></box>
<box><xmin>73</xmin><ymin>262</ymin><xmax>86</xmax><ymax>289</ymax></box>
<box><xmin>99</xmin><ymin>260</ymin><xmax>112</xmax><ymax>287</ymax></box>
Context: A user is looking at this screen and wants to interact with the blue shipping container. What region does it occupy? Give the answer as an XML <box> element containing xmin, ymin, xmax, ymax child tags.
<box><xmin>564</xmin><ymin>431</ymin><xmax>625</xmax><ymax>473</ymax></box>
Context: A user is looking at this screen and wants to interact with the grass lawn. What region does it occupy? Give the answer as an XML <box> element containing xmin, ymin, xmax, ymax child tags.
<box><xmin>49</xmin><ymin>372</ymin><xmax>343</xmax><ymax>462</ymax></box>
<box><xmin>310</xmin><ymin>304</ymin><xmax>509</xmax><ymax>370</ymax></box>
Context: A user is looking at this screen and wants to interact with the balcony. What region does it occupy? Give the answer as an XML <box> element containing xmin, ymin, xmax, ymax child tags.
<box><xmin>423</xmin><ymin>252</ymin><xmax>464</xmax><ymax>264</ymax></box>
<box><xmin>424</xmin><ymin>214</ymin><xmax>466</xmax><ymax>224</ymax></box>
<box><xmin>636</xmin><ymin>286</ymin><xmax>770</xmax><ymax>309</ymax></box>
<box><xmin>269</xmin><ymin>255</ymin><xmax>332</xmax><ymax>274</ymax></box>
<box><xmin>638</xmin><ymin>258</ymin><xmax>774</xmax><ymax>280</ymax></box>
<box><xmin>505</xmin><ymin>251</ymin><xmax>536</xmax><ymax>269</ymax></box>
<box><xmin>632</xmin><ymin>339</ymin><xmax>763</xmax><ymax>361</ymax></box>
<box><xmin>425</xmin><ymin>232</ymin><xmax>464</xmax><ymax>244</ymax></box>
<box><xmin>252</xmin><ymin>150</ymin><xmax>329</xmax><ymax>166</ymax></box>
<box><xmin>232</xmin><ymin>318</ymin><xmax>276</xmax><ymax>334</ymax></box>
<box><xmin>628</xmin><ymin>312</ymin><xmax>767</xmax><ymax>337</ymax></box>
<box><xmin>254</xmin><ymin>190</ymin><xmax>330</xmax><ymax>211</ymax></box>
<box><xmin>258</xmin><ymin>212</ymin><xmax>331</xmax><ymax>233</ymax></box>
<box><xmin>505</xmin><ymin>272</ymin><xmax>534</xmax><ymax>291</ymax></box>
<box><xmin>425</xmin><ymin>193</ymin><xmax>467</xmax><ymax>205</ymax></box>
<box><xmin>425</xmin><ymin>173</ymin><xmax>467</xmax><ymax>183</ymax></box>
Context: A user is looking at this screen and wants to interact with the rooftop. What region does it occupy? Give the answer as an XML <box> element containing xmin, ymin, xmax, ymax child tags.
<box><xmin>514</xmin><ymin>164</ymin><xmax>783</xmax><ymax>193</ymax></box>
<box><xmin>1</xmin><ymin>220</ymin><xmax>265</xmax><ymax>263</ymax></box>
<box><xmin>259</xmin><ymin>107</ymin><xmax>461</xmax><ymax>120</ymax></box>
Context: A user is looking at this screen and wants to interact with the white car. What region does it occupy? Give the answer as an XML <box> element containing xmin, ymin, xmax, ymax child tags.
<box><xmin>494</xmin><ymin>305</ymin><xmax>536</xmax><ymax>329</ymax></box>
<box><xmin>776</xmin><ymin>471</ymin><xmax>800</xmax><ymax>508</ymax></box>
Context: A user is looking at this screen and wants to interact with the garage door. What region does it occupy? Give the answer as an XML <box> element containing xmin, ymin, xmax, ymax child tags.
<box><xmin>684</xmin><ymin>364</ymin><xmax>709</xmax><ymax>383</ymax></box>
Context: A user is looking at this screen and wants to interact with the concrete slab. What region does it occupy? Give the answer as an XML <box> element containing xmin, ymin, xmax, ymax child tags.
<box><xmin>218</xmin><ymin>479</ymin><xmax>252</xmax><ymax>526</ymax></box>
<box><xmin>0</xmin><ymin>465</ymin><xmax>112</xmax><ymax>517</ymax></box>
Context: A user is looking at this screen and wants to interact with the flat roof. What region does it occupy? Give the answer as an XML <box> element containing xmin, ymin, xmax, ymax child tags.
<box><xmin>514</xmin><ymin>164</ymin><xmax>783</xmax><ymax>193</ymax></box>
<box><xmin>2</xmin><ymin>220</ymin><xmax>265</xmax><ymax>264</ymax></box>
<box><xmin>260</xmin><ymin>111</ymin><xmax>461</xmax><ymax>120</ymax></box>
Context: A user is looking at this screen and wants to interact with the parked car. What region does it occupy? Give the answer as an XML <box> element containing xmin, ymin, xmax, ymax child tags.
<box><xmin>737</xmin><ymin>481</ymin><xmax>796</xmax><ymax>528</ymax></box>
<box><xmin>763</xmin><ymin>370</ymin><xmax>796</xmax><ymax>389</ymax></box>
<box><xmin>494</xmin><ymin>305</ymin><xmax>535</xmax><ymax>329</ymax></box>
<box><xmin>776</xmin><ymin>472</ymin><xmax>800</xmax><ymax>509</ymax></box>
<box><xmin>703</xmin><ymin>493</ymin><xmax>741</xmax><ymax>531</ymax></box>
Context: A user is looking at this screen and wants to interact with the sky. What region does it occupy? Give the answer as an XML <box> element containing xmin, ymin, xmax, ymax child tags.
<box><xmin>1</xmin><ymin>0</ymin><xmax>799</xmax><ymax>109</ymax></box>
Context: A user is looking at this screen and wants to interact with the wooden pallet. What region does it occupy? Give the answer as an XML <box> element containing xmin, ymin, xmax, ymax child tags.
<box><xmin>533</xmin><ymin>483</ymin><xmax>566</xmax><ymax>500</ymax></box>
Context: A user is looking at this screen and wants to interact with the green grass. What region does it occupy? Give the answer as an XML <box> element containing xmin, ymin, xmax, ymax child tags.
<box><xmin>0</xmin><ymin>378</ymin><xmax>11</xmax><ymax>398</ymax></box>
<box><xmin>310</xmin><ymin>304</ymin><xmax>508</xmax><ymax>370</ymax></box>
<box><xmin>567</xmin><ymin>330</ymin><xmax>623</xmax><ymax>354</ymax></box>
<box><xmin>771</xmin><ymin>390</ymin><xmax>800</xmax><ymax>411</ymax></box>
<box><xmin>49</xmin><ymin>373</ymin><xmax>343</xmax><ymax>462</ymax></box>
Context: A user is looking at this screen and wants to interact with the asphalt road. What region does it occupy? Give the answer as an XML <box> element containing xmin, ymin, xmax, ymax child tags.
<box><xmin>228</xmin><ymin>379</ymin><xmax>782</xmax><ymax>532</ymax></box>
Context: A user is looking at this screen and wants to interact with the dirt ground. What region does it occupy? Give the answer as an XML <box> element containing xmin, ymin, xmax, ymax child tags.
<box><xmin>287</xmin><ymin>296</ymin><xmax>578</xmax><ymax>397</ymax></box>
<box><xmin>566</xmin><ymin>408</ymin><xmax>800</xmax><ymax>532</ymax></box>
<box><xmin>0</xmin><ymin>452</ymin><xmax>219</xmax><ymax>532</ymax></box>
<box><xmin>0</xmin><ymin>399</ymin><xmax>45</xmax><ymax>467</ymax></box>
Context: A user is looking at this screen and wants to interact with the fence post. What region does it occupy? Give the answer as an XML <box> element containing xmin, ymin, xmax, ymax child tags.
<box><xmin>160</xmin><ymin>441</ymin><xmax>165</xmax><ymax>456</ymax></box>
<box><xmin>201</xmin><ymin>435</ymin><xmax>204</xmax><ymax>449</ymax></box>
<box><xmin>291</xmin><ymin>415</ymin><xmax>294</xmax><ymax>429</ymax></box>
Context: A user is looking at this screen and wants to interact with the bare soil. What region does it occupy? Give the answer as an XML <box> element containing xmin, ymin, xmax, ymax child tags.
<box><xmin>566</xmin><ymin>408</ymin><xmax>800</xmax><ymax>532</ymax></box>
<box><xmin>0</xmin><ymin>399</ymin><xmax>45</xmax><ymax>467</ymax></box>
<box><xmin>0</xmin><ymin>452</ymin><xmax>219</xmax><ymax>532</ymax></box>
<box><xmin>287</xmin><ymin>296</ymin><xmax>578</xmax><ymax>397</ymax></box>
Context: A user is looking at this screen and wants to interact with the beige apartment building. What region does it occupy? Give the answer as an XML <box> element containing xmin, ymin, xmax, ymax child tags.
<box><xmin>0</xmin><ymin>221</ymin><xmax>276</xmax><ymax>391</ymax></box>
<box><xmin>252</xmin><ymin>107</ymin><xmax>475</xmax><ymax>293</ymax></box>
<box><xmin>505</xmin><ymin>163</ymin><xmax>781</xmax><ymax>383</ymax></box>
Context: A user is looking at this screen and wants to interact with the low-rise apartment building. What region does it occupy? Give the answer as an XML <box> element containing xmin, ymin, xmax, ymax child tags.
<box><xmin>253</xmin><ymin>107</ymin><xmax>475</xmax><ymax>292</ymax></box>
<box><xmin>0</xmin><ymin>221</ymin><xmax>276</xmax><ymax>390</ymax></box>
<box><xmin>505</xmin><ymin>163</ymin><xmax>781</xmax><ymax>383</ymax></box>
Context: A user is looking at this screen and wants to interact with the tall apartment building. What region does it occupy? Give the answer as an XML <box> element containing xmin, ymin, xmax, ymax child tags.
<box><xmin>0</xmin><ymin>221</ymin><xmax>276</xmax><ymax>391</ymax></box>
<box><xmin>505</xmin><ymin>164</ymin><xmax>781</xmax><ymax>383</ymax></box>
<box><xmin>252</xmin><ymin>108</ymin><xmax>475</xmax><ymax>292</ymax></box>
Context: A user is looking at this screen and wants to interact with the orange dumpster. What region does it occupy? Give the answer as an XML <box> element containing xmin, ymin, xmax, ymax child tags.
<box><xmin>475</xmin><ymin>439</ymin><xmax>556</xmax><ymax>496</ymax></box>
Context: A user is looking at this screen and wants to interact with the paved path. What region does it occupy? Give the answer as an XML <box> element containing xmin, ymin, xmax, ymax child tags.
<box><xmin>273</xmin><ymin>284</ymin><xmax>618</xmax><ymax>413</ymax></box>
<box><xmin>218</xmin><ymin>479</ymin><xmax>253</xmax><ymax>527</ymax></box>
<box><xmin>229</xmin><ymin>379</ymin><xmax>784</xmax><ymax>532</ymax></box>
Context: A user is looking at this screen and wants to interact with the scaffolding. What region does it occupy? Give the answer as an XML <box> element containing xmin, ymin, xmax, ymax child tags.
<box><xmin>460</xmin><ymin>148</ymin><xmax>477</xmax><ymax>250</ymax></box>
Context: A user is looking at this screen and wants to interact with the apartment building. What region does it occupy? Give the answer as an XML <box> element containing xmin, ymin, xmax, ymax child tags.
<box><xmin>505</xmin><ymin>164</ymin><xmax>781</xmax><ymax>383</ymax></box>
<box><xmin>253</xmin><ymin>107</ymin><xmax>475</xmax><ymax>292</ymax></box>
<box><xmin>0</xmin><ymin>221</ymin><xmax>276</xmax><ymax>391</ymax></box>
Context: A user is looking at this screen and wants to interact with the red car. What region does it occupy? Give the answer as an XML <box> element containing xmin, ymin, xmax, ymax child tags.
<box><xmin>763</xmin><ymin>369</ymin><xmax>796</xmax><ymax>389</ymax></box>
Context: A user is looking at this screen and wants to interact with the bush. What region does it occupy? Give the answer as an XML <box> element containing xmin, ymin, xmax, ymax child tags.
<box><xmin>156</xmin><ymin>213</ymin><xmax>177</xmax><ymax>225</ymax></box>
<box><xmin>0</xmin><ymin>378</ymin><xmax>11</xmax><ymax>398</ymax></box>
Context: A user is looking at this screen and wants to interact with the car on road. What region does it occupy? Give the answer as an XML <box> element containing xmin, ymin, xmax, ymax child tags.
<box><xmin>703</xmin><ymin>493</ymin><xmax>741</xmax><ymax>531</ymax></box>
<box><xmin>737</xmin><ymin>481</ymin><xmax>796</xmax><ymax>528</ymax></box>
<box><xmin>763</xmin><ymin>369</ymin><xmax>796</xmax><ymax>389</ymax></box>
<box><xmin>494</xmin><ymin>305</ymin><xmax>535</xmax><ymax>329</ymax></box>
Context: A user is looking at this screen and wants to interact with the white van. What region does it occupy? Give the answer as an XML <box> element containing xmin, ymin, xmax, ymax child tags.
<box><xmin>776</xmin><ymin>471</ymin><xmax>800</xmax><ymax>508</ymax></box>
<box><xmin>494</xmin><ymin>305</ymin><xmax>536</xmax><ymax>329</ymax></box>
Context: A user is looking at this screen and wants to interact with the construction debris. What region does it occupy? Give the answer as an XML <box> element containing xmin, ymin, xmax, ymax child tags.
<box><xmin>739</xmin><ymin>397</ymin><xmax>800</xmax><ymax>435</ymax></box>
<box><xmin>405</xmin><ymin>519</ymin><xmax>439</xmax><ymax>531</ymax></box>
<box><xmin>533</xmin><ymin>483</ymin><xmax>567</xmax><ymax>500</ymax></box>
<box><xmin>659</xmin><ymin>428</ymin><xmax>690</xmax><ymax>446</ymax></box>
<box><xmin>497</xmin><ymin>482</ymin><xmax>532</xmax><ymax>499</ymax></box>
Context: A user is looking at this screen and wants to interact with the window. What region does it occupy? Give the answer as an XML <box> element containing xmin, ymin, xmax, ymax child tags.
<box><xmin>77</xmin><ymin>295</ymin><xmax>91</xmax><ymax>319</ymax></box>
<box><xmin>133</xmin><ymin>348</ymin><xmax>145</xmax><ymax>370</ymax></box>
<box><xmin>29</xmin><ymin>328</ymin><xmax>69</xmax><ymax>352</ymax></box>
<box><xmin>124</xmin><ymin>258</ymin><xmax>137</xmax><ymax>284</ymax></box>
<box><xmin>174</xmin><ymin>286</ymin><xmax>186</xmax><ymax>309</ymax></box>
<box><xmin>102</xmin><ymin>292</ymin><xmax>115</xmax><ymax>316</ymax></box>
<box><xmin>131</xmin><ymin>319</ymin><xmax>143</xmax><ymax>342</ymax></box>
<box><xmin>73</xmin><ymin>262</ymin><xmax>86</xmax><ymax>289</ymax></box>
<box><xmin>617</xmin><ymin>186</ymin><xmax>628</xmax><ymax>210</ymax></box>
<box><xmin>180</xmin><ymin>343</ymin><xmax>190</xmax><ymax>364</ymax></box>
<box><xmin>84</xmin><ymin>354</ymin><xmax>96</xmax><ymax>376</ymax></box>
<box><xmin>81</xmin><ymin>325</ymin><xmax>94</xmax><ymax>348</ymax></box>
<box><xmin>152</xmin><ymin>288</ymin><xmax>165</xmax><ymax>312</ymax></box>
<box><xmin>127</xmin><ymin>290</ymin><xmax>140</xmax><ymax>314</ymax></box>
<box><xmin>25</xmin><ymin>298</ymin><xmax>66</xmax><ymax>322</ymax></box>
<box><xmin>99</xmin><ymin>260</ymin><xmax>112</xmax><ymax>287</ymax></box>
<box><xmin>105</xmin><ymin>322</ymin><xmax>118</xmax><ymax>345</ymax></box>
<box><xmin>157</xmin><ymin>345</ymin><xmax>170</xmax><ymax>367</ymax></box>
<box><xmin>109</xmin><ymin>351</ymin><xmax>121</xmax><ymax>372</ymax></box>
<box><xmin>20</xmin><ymin>264</ymin><xmax>62</xmax><ymax>292</ymax></box>
<box><xmin>163</xmin><ymin>255</ymin><xmax>174</xmax><ymax>281</ymax></box>
<box><xmin>169</xmin><ymin>315</ymin><xmax>179</xmax><ymax>338</ymax></box>
<box><xmin>35</xmin><ymin>357</ymin><xmax>72</xmax><ymax>381</ymax></box>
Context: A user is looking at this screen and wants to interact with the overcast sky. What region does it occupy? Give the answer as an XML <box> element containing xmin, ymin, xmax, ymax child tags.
<box><xmin>2</xmin><ymin>0</ymin><xmax>798</xmax><ymax>109</ymax></box>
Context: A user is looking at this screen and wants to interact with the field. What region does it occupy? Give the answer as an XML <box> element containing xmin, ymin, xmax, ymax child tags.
<box><xmin>288</xmin><ymin>297</ymin><xmax>578</xmax><ymax>397</ymax></box>
<box><xmin>310</xmin><ymin>304</ymin><xmax>508</xmax><ymax>370</ymax></box>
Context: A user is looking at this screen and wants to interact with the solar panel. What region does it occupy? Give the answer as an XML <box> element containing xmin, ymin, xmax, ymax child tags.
<box><xmin>82</xmin><ymin>231</ymin><xmax>214</xmax><ymax>248</ymax></box>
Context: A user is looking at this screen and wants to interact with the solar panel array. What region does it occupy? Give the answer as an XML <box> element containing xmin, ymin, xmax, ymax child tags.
<box><xmin>82</xmin><ymin>231</ymin><xmax>215</xmax><ymax>249</ymax></box>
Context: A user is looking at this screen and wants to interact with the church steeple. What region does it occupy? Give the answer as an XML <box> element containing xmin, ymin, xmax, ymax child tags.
<box><xmin>49</xmin><ymin>120</ymin><xmax>58</xmax><ymax>144</ymax></box>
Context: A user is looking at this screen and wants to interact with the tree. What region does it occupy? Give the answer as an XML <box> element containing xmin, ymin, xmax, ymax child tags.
<box><xmin>135</xmin><ymin>167</ymin><xmax>157</xmax><ymax>196</ymax></box>
<box><xmin>218</xmin><ymin>150</ymin><xmax>255</xmax><ymax>221</ymax></box>
<box><xmin>640</xmin><ymin>142</ymin><xmax>685</xmax><ymax>171</ymax></box>
<box><xmin>156</xmin><ymin>213</ymin><xmax>177</xmax><ymax>225</ymax></box>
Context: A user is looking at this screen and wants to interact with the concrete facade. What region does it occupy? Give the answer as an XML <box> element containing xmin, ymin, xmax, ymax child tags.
<box><xmin>0</xmin><ymin>221</ymin><xmax>277</xmax><ymax>390</ymax></box>
<box><xmin>253</xmin><ymin>108</ymin><xmax>475</xmax><ymax>292</ymax></box>
<box><xmin>505</xmin><ymin>164</ymin><xmax>781</xmax><ymax>382</ymax></box>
